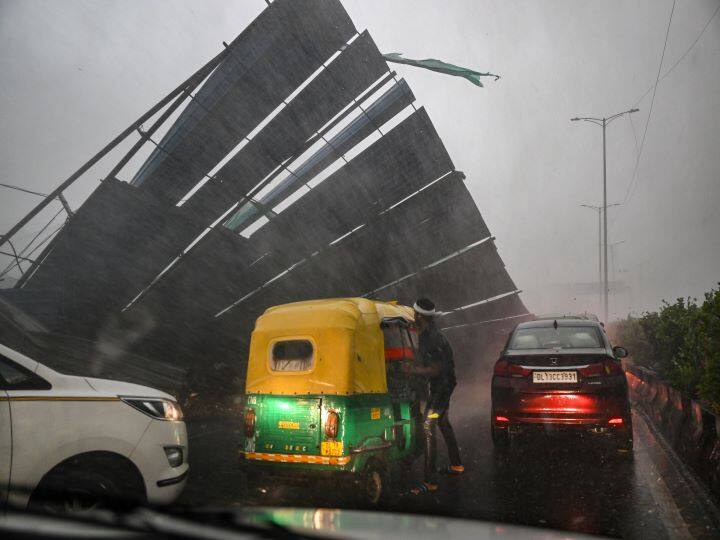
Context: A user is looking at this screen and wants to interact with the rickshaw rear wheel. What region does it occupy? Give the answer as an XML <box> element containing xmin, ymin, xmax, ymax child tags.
<box><xmin>361</xmin><ymin>459</ymin><xmax>389</xmax><ymax>507</ymax></box>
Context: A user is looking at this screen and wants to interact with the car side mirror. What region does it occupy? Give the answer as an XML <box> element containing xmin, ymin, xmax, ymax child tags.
<box><xmin>613</xmin><ymin>346</ymin><xmax>628</xmax><ymax>359</ymax></box>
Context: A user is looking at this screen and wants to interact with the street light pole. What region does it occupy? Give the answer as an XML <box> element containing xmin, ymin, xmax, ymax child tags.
<box><xmin>609</xmin><ymin>240</ymin><xmax>626</xmax><ymax>290</ymax></box>
<box><xmin>580</xmin><ymin>204</ymin><xmax>602</xmax><ymax>312</ymax></box>
<box><xmin>571</xmin><ymin>108</ymin><xmax>639</xmax><ymax>323</ymax></box>
<box><xmin>602</xmin><ymin>119</ymin><xmax>608</xmax><ymax>323</ymax></box>
<box><xmin>581</xmin><ymin>203</ymin><xmax>619</xmax><ymax>316</ymax></box>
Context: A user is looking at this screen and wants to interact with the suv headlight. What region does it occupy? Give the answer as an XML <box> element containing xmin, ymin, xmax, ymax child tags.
<box><xmin>121</xmin><ymin>397</ymin><xmax>184</xmax><ymax>421</ymax></box>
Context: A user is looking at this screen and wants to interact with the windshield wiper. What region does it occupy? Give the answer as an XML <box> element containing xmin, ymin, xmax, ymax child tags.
<box><xmin>2</xmin><ymin>499</ymin><xmax>334</xmax><ymax>540</ymax></box>
<box><xmin>130</xmin><ymin>506</ymin><xmax>333</xmax><ymax>540</ymax></box>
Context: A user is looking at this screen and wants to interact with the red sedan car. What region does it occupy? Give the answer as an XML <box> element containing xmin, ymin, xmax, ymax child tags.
<box><xmin>490</xmin><ymin>318</ymin><xmax>632</xmax><ymax>457</ymax></box>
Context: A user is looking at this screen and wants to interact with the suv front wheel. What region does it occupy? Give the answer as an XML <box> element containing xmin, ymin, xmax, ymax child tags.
<box><xmin>29</xmin><ymin>468</ymin><xmax>121</xmax><ymax>514</ymax></box>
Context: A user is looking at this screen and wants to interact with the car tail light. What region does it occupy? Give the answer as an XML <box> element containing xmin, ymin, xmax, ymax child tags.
<box><xmin>578</xmin><ymin>363</ymin><xmax>605</xmax><ymax>377</ymax></box>
<box><xmin>493</xmin><ymin>359</ymin><xmax>509</xmax><ymax>376</ymax></box>
<box><xmin>244</xmin><ymin>408</ymin><xmax>256</xmax><ymax>437</ymax></box>
<box><xmin>509</xmin><ymin>364</ymin><xmax>532</xmax><ymax>377</ymax></box>
<box><xmin>603</xmin><ymin>359</ymin><xmax>624</xmax><ymax>375</ymax></box>
<box><xmin>325</xmin><ymin>410</ymin><xmax>339</xmax><ymax>439</ymax></box>
<box><xmin>608</xmin><ymin>417</ymin><xmax>623</xmax><ymax>425</ymax></box>
<box><xmin>578</xmin><ymin>358</ymin><xmax>624</xmax><ymax>377</ymax></box>
<box><xmin>495</xmin><ymin>415</ymin><xmax>510</xmax><ymax>423</ymax></box>
<box><xmin>493</xmin><ymin>359</ymin><xmax>532</xmax><ymax>378</ymax></box>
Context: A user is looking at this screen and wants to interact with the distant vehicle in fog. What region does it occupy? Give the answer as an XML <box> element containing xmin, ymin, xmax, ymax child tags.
<box><xmin>490</xmin><ymin>319</ymin><xmax>632</xmax><ymax>458</ymax></box>
<box><xmin>0</xmin><ymin>342</ymin><xmax>188</xmax><ymax>512</ymax></box>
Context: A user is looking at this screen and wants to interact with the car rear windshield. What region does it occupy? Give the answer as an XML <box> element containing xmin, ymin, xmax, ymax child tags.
<box><xmin>270</xmin><ymin>340</ymin><xmax>314</xmax><ymax>371</ymax></box>
<box><xmin>509</xmin><ymin>326</ymin><xmax>603</xmax><ymax>349</ymax></box>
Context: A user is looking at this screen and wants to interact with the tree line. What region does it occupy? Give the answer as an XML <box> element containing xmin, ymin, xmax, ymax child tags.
<box><xmin>609</xmin><ymin>284</ymin><xmax>720</xmax><ymax>413</ymax></box>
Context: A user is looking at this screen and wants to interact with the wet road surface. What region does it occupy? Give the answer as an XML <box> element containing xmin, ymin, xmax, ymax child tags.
<box><xmin>180</xmin><ymin>380</ymin><xmax>720</xmax><ymax>538</ymax></box>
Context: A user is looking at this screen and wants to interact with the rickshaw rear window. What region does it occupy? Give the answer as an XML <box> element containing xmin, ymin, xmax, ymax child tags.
<box><xmin>271</xmin><ymin>340</ymin><xmax>314</xmax><ymax>371</ymax></box>
<box><xmin>383</xmin><ymin>325</ymin><xmax>414</xmax><ymax>361</ymax></box>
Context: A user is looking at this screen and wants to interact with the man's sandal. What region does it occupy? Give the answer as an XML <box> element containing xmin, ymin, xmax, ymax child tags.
<box><xmin>409</xmin><ymin>482</ymin><xmax>438</xmax><ymax>495</ymax></box>
<box><xmin>442</xmin><ymin>465</ymin><xmax>465</xmax><ymax>476</ymax></box>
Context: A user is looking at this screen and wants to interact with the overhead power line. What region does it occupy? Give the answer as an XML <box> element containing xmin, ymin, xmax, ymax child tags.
<box><xmin>632</xmin><ymin>2</ymin><xmax>720</xmax><ymax>107</ymax></box>
<box><xmin>617</xmin><ymin>0</ymin><xmax>719</xmax><ymax>220</ymax></box>
<box><xmin>620</xmin><ymin>0</ymin><xmax>676</xmax><ymax>208</ymax></box>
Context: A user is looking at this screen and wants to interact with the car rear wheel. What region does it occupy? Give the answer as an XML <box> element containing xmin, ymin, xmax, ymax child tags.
<box><xmin>491</xmin><ymin>409</ymin><xmax>511</xmax><ymax>451</ymax></box>
<box><xmin>491</xmin><ymin>425</ymin><xmax>511</xmax><ymax>450</ymax></box>
<box><xmin>611</xmin><ymin>432</ymin><xmax>634</xmax><ymax>461</ymax></box>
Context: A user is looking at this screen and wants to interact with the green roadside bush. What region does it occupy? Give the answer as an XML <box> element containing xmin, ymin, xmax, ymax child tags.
<box><xmin>610</xmin><ymin>315</ymin><xmax>653</xmax><ymax>366</ymax></box>
<box><xmin>610</xmin><ymin>285</ymin><xmax>720</xmax><ymax>413</ymax></box>
<box><xmin>695</xmin><ymin>287</ymin><xmax>720</xmax><ymax>412</ymax></box>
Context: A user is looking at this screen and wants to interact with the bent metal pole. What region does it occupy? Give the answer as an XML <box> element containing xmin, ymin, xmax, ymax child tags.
<box><xmin>0</xmin><ymin>40</ymin><xmax>237</xmax><ymax>252</ymax></box>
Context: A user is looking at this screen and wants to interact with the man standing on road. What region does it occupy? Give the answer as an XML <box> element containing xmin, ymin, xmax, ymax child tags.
<box><xmin>405</xmin><ymin>297</ymin><xmax>464</xmax><ymax>495</ymax></box>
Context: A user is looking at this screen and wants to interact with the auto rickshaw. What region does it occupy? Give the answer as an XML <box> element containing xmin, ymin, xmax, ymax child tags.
<box><xmin>239</xmin><ymin>298</ymin><xmax>421</xmax><ymax>504</ymax></box>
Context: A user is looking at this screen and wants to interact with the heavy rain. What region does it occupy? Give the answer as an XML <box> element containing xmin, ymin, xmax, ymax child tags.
<box><xmin>1</xmin><ymin>1</ymin><xmax>719</xmax><ymax>539</ymax></box>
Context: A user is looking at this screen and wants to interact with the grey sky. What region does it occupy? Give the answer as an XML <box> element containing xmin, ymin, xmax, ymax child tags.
<box><xmin>1</xmin><ymin>0</ymin><xmax>718</xmax><ymax>319</ymax></box>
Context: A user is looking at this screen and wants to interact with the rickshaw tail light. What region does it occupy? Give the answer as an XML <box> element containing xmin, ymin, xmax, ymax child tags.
<box><xmin>384</xmin><ymin>347</ymin><xmax>415</xmax><ymax>361</ymax></box>
<box><xmin>325</xmin><ymin>410</ymin><xmax>339</xmax><ymax>439</ymax></box>
<box><xmin>244</xmin><ymin>408</ymin><xmax>256</xmax><ymax>437</ymax></box>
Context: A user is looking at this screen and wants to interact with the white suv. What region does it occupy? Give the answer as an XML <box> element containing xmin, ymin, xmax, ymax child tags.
<box><xmin>0</xmin><ymin>342</ymin><xmax>188</xmax><ymax>512</ymax></box>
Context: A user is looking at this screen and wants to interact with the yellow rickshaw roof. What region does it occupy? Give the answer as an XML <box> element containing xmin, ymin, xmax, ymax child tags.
<box><xmin>257</xmin><ymin>297</ymin><xmax>414</xmax><ymax>330</ymax></box>
<box><xmin>246</xmin><ymin>298</ymin><xmax>414</xmax><ymax>396</ymax></box>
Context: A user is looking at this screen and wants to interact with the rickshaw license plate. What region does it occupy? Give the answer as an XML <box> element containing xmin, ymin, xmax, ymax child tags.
<box><xmin>533</xmin><ymin>371</ymin><xmax>577</xmax><ymax>383</ymax></box>
<box><xmin>278</xmin><ymin>420</ymin><xmax>300</xmax><ymax>429</ymax></box>
<box><xmin>321</xmin><ymin>441</ymin><xmax>344</xmax><ymax>457</ymax></box>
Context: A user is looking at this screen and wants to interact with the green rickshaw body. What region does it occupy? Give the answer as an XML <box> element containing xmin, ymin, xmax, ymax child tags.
<box><xmin>244</xmin><ymin>393</ymin><xmax>417</xmax><ymax>475</ymax></box>
<box><xmin>239</xmin><ymin>298</ymin><xmax>419</xmax><ymax>484</ymax></box>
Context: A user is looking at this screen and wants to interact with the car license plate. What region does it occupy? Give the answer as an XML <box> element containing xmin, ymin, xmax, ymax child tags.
<box><xmin>533</xmin><ymin>370</ymin><xmax>577</xmax><ymax>383</ymax></box>
<box><xmin>321</xmin><ymin>441</ymin><xmax>343</xmax><ymax>457</ymax></box>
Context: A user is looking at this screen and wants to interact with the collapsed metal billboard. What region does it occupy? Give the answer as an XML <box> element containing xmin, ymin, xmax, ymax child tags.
<box><xmin>6</xmin><ymin>0</ymin><xmax>529</xmax><ymax>388</ymax></box>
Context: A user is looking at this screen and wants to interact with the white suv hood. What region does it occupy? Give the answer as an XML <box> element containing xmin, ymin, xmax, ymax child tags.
<box><xmin>84</xmin><ymin>376</ymin><xmax>175</xmax><ymax>400</ymax></box>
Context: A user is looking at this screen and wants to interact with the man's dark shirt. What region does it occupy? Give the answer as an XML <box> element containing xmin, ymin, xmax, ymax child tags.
<box><xmin>418</xmin><ymin>321</ymin><xmax>457</xmax><ymax>402</ymax></box>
